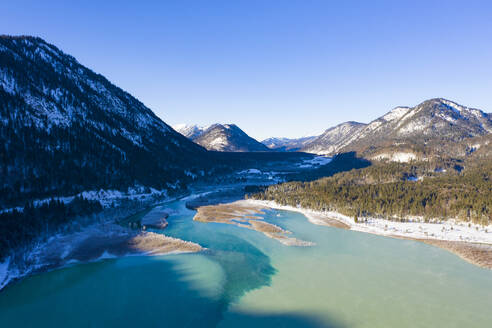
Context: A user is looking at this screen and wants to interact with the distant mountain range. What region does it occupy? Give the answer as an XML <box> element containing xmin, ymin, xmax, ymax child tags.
<box><xmin>182</xmin><ymin>98</ymin><xmax>492</xmax><ymax>162</ymax></box>
<box><xmin>260</xmin><ymin>98</ymin><xmax>492</xmax><ymax>162</ymax></box>
<box><xmin>2</xmin><ymin>35</ymin><xmax>491</xmax><ymax>207</ymax></box>
<box><xmin>261</xmin><ymin>136</ymin><xmax>316</xmax><ymax>152</ymax></box>
<box><xmin>174</xmin><ymin>123</ymin><xmax>269</xmax><ymax>152</ymax></box>
<box><xmin>0</xmin><ymin>36</ymin><xmax>210</xmax><ymax>206</ymax></box>
<box><xmin>300</xmin><ymin>98</ymin><xmax>492</xmax><ymax>161</ymax></box>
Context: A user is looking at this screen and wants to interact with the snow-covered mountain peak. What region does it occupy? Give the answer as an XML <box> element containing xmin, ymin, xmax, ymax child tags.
<box><xmin>301</xmin><ymin>98</ymin><xmax>491</xmax><ymax>157</ymax></box>
<box><xmin>177</xmin><ymin>122</ymin><xmax>268</xmax><ymax>152</ymax></box>
<box><xmin>173</xmin><ymin>124</ymin><xmax>210</xmax><ymax>139</ymax></box>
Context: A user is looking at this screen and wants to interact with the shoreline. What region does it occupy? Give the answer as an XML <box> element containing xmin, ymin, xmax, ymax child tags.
<box><xmin>193</xmin><ymin>202</ymin><xmax>315</xmax><ymax>246</ymax></box>
<box><xmin>0</xmin><ymin>223</ymin><xmax>203</xmax><ymax>292</ymax></box>
<box><xmin>244</xmin><ymin>199</ymin><xmax>492</xmax><ymax>270</ymax></box>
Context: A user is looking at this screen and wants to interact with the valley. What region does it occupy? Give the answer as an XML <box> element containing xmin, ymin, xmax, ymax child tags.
<box><xmin>2</xmin><ymin>181</ymin><xmax>492</xmax><ymax>328</ymax></box>
<box><xmin>1</xmin><ymin>32</ymin><xmax>492</xmax><ymax>328</ymax></box>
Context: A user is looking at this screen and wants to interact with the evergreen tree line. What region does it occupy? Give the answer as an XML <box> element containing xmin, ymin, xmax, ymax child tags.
<box><xmin>250</xmin><ymin>161</ymin><xmax>492</xmax><ymax>225</ymax></box>
<box><xmin>0</xmin><ymin>196</ymin><xmax>102</xmax><ymax>260</ymax></box>
<box><xmin>0</xmin><ymin>37</ymin><xmax>211</xmax><ymax>207</ymax></box>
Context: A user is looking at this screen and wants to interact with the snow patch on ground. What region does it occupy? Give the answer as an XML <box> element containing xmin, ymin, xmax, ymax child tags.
<box><xmin>238</xmin><ymin>169</ymin><xmax>262</xmax><ymax>175</ymax></box>
<box><xmin>0</xmin><ymin>69</ymin><xmax>17</xmax><ymax>94</ymax></box>
<box><xmin>373</xmin><ymin>152</ymin><xmax>417</xmax><ymax>163</ymax></box>
<box><xmin>383</xmin><ymin>106</ymin><xmax>411</xmax><ymax>122</ymax></box>
<box><xmin>246</xmin><ymin>200</ymin><xmax>492</xmax><ymax>245</ymax></box>
<box><xmin>235</xmin><ymin>168</ymin><xmax>283</xmax><ymax>182</ymax></box>
<box><xmin>209</xmin><ymin>136</ymin><xmax>228</xmax><ymax>148</ymax></box>
<box><xmin>298</xmin><ymin>155</ymin><xmax>332</xmax><ymax>168</ymax></box>
<box><xmin>80</xmin><ymin>187</ymin><xmax>167</xmax><ymax>207</ymax></box>
<box><xmin>0</xmin><ymin>257</ymin><xmax>10</xmax><ymax>290</ymax></box>
<box><xmin>395</xmin><ymin>106</ymin><xmax>421</xmax><ymax>129</ymax></box>
<box><xmin>366</xmin><ymin>121</ymin><xmax>383</xmax><ymax>131</ymax></box>
<box><xmin>470</xmin><ymin>144</ymin><xmax>481</xmax><ymax>152</ymax></box>
<box><xmin>398</xmin><ymin>119</ymin><xmax>427</xmax><ymax>134</ymax></box>
<box><xmin>1</xmin><ymin>187</ymin><xmax>169</xmax><ymax>214</ymax></box>
<box><xmin>437</xmin><ymin>111</ymin><xmax>457</xmax><ymax>123</ymax></box>
<box><xmin>441</xmin><ymin>99</ymin><xmax>467</xmax><ymax>114</ymax></box>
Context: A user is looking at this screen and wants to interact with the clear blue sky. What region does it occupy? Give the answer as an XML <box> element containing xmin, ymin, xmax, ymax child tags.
<box><xmin>2</xmin><ymin>1</ymin><xmax>492</xmax><ymax>139</ymax></box>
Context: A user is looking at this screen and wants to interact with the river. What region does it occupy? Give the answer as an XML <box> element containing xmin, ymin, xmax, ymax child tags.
<box><xmin>1</xmin><ymin>197</ymin><xmax>491</xmax><ymax>327</ymax></box>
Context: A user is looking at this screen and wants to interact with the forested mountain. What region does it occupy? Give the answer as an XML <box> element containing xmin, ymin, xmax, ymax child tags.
<box><xmin>261</xmin><ymin>136</ymin><xmax>316</xmax><ymax>152</ymax></box>
<box><xmin>176</xmin><ymin>123</ymin><xmax>269</xmax><ymax>152</ymax></box>
<box><xmin>0</xmin><ymin>35</ymin><xmax>210</xmax><ymax>207</ymax></box>
<box><xmin>302</xmin><ymin>99</ymin><xmax>492</xmax><ymax>160</ymax></box>
<box><xmin>251</xmin><ymin>158</ymin><xmax>492</xmax><ymax>225</ymax></box>
<box><xmin>251</xmin><ymin>98</ymin><xmax>492</xmax><ymax>224</ymax></box>
<box><xmin>462</xmin><ymin>133</ymin><xmax>492</xmax><ymax>160</ymax></box>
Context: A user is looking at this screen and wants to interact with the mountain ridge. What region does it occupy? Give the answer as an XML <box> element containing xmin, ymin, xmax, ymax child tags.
<box><xmin>301</xmin><ymin>121</ymin><xmax>367</xmax><ymax>155</ymax></box>
<box><xmin>175</xmin><ymin>123</ymin><xmax>269</xmax><ymax>152</ymax></box>
<box><xmin>261</xmin><ymin>136</ymin><xmax>317</xmax><ymax>152</ymax></box>
<box><xmin>172</xmin><ymin>124</ymin><xmax>209</xmax><ymax>140</ymax></box>
<box><xmin>301</xmin><ymin>98</ymin><xmax>492</xmax><ymax>160</ymax></box>
<box><xmin>0</xmin><ymin>35</ymin><xmax>209</xmax><ymax>206</ymax></box>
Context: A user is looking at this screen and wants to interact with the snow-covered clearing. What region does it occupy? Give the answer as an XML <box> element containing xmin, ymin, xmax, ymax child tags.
<box><xmin>372</xmin><ymin>152</ymin><xmax>417</xmax><ymax>163</ymax></box>
<box><xmin>297</xmin><ymin>155</ymin><xmax>332</xmax><ymax>168</ymax></box>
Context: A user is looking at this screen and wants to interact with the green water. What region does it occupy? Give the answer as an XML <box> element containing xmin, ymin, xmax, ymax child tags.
<box><xmin>1</xmin><ymin>200</ymin><xmax>492</xmax><ymax>327</ymax></box>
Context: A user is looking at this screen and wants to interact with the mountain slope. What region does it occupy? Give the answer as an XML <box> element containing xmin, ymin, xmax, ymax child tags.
<box><xmin>0</xmin><ymin>36</ymin><xmax>208</xmax><ymax>206</ymax></box>
<box><xmin>301</xmin><ymin>121</ymin><xmax>366</xmax><ymax>155</ymax></box>
<box><xmin>303</xmin><ymin>99</ymin><xmax>492</xmax><ymax>160</ymax></box>
<box><xmin>176</xmin><ymin>123</ymin><xmax>269</xmax><ymax>152</ymax></box>
<box><xmin>173</xmin><ymin>124</ymin><xmax>209</xmax><ymax>139</ymax></box>
<box><xmin>262</xmin><ymin>136</ymin><xmax>317</xmax><ymax>152</ymax></box>
<box><xmin>355</xmin><ymin>98</ymin><xmax>490</xmax><ymax>141</ymax></box>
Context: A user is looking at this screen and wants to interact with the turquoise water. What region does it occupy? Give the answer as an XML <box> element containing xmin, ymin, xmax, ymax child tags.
<box><xmin>1</xmin><ymin>199</ymin><xmax>492</xmax><ymax>327</ymax></box>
